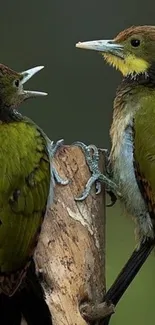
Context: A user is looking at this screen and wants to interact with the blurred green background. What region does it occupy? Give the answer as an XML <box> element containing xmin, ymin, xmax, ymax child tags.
<box><xmin>1</xmin><ymin>0</ymin><xmax>155</xmax><ymax>324</ymax></box>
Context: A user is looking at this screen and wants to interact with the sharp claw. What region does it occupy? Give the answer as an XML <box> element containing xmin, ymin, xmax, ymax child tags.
<box><xmin>73</xmin><ymin>141</ymin><xmax>86</xmax><ymax>146</ymax></box>
<box><xmin>49</xmin><ymin>139</ymin><xmax>69</xmax><ymax>186</ymax></box>
<box><xmin>73</xmin><ymin>142</ymin><xmax>119</xmax><ymax>204</ymax></box>
<box><xmin>73</xmin><ymin>142</ymin><xmax>95</xmax><ymax>170</ymax></box>
<box><xmin>50</xmin><ymin>139</ymin><xmax>64</xmax><ymax>157</ymax></box>
<box><xmin>75</xmin><ymin>173</ymin><xmax>100</xmax><ymax>201</ymax></box>
<box><xmin>87</xmin><ymin>144</ymin><xmax>99</xmax><ymax>161</ymax></box>
<box><xmin>52</xmin><ymin>166</ymin><xmax>69</xmax><ymax>185</ymax></box>
<box><xmin>73</xmin><ymin>141</ymin><xmax>88</xmax><ymax>150</ymax></box>
<box><xmin>73</xmin><ymin>142</ymin><xmax>100</xmax><ymax>174</ymax></box>
<box><xmin>106</xmin><ymin>190</ymin><xmax>118</xmax><ymax>207</ymax></box>
<box><xmin>75</xmin><ymin>191</ymin><xmax>90</xmax><ymax>201</ymax></box>
<box><xmin>95</xmin><ymin>181</ymin><xmax>102</xmax><ymax>195</ymax></box>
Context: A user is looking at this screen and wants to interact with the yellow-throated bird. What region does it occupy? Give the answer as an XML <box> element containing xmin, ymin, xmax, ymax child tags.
<box><xmin>0</xmin><ymin>63</ymin><xmax>66</xmax><ymax>301</ymax></box>
<box><xmin>75</xmin><ymin>26</ymin><xmax>155</xmax><ymax>324</ymax></box>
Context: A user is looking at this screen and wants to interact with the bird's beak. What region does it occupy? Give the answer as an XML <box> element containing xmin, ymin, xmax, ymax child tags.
<box><xmin>76</xmin><ymin>39</ymin><xmax>124</xmax><ymax>58</ymax></box>
<box><xmin>20</xmin><ymin>66</ymin><xmax>48</xmax><ymax>97</ymax></box>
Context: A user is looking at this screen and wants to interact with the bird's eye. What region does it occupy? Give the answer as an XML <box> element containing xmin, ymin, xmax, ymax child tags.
<box><xmin>13</xmin><ymin>79</ymin><xmax>20</xmax><ymax>88</ymax></box>
<box><xmin>130</xmin><ymin>39</ymin><xmax>140</xmax><ymax>47</ymax></box>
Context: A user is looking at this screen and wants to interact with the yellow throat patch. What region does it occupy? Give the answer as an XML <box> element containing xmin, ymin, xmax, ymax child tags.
<box><xmin>103</xmin><ymin>53</ymin><xmax>150</xmax><ymax>76</ymax></box>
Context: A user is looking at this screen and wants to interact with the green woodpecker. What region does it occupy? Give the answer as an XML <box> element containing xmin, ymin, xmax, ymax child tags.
<box><xmin>0</xmin><ymin>63</ymin><xmax>66</xmax><ymax>300</ymax></box>
<box><xmin>76</xmin><ymin>26</ymin><xmax>155</xmax><ymax>324</ymax></box>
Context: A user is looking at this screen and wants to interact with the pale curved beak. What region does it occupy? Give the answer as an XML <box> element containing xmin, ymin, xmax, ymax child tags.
<box><xmin>20</xmin><ymin>66</ymin><xmax>48</xmax><ymax>97</ymax></box>
<box><xmin>76</xmin><ymin>40</ymin><xmax>124</xmax><ymax>58</ymax></box>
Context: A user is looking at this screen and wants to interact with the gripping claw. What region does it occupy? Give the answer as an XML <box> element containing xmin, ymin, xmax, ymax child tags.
<box><xmin>48</xmin><ymin>139</ymin><xmax>69</xmax><ymax>185</ymax></box>
<box><xmin>73</xmin><ymin>142</ymin><xmax>121</xmax><ymax>204</ymax></box>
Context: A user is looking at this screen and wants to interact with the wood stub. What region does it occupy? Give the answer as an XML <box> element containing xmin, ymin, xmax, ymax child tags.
<box><xmin>34</xmin><ymin>145</ymin><xmax>106</xmax><ymax>325</ymax></box>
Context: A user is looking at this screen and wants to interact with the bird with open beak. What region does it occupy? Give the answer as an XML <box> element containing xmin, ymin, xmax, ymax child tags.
<box><xmin>0</xmin><ymin>63</ymin><xmax>68</xmax><ymax>325</ymax></box>
<box><xmin>75</xmin><ymin>26</ymin><xmax>155</xmax><ymax>324</ymax></box>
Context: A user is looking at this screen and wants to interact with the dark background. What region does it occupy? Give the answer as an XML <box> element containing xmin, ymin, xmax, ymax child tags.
<box><xmin>1</xmin><ymin>1</ymin><xmax>155</xmax><ymax>324</ymax></box>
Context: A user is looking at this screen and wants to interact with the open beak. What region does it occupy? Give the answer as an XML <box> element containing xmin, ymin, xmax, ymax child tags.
<box><xmin>20</xmin><ymin>66</ymin><xmax>48</xmax><ymax>97</ymax></box>
<box><xmin>76</xmin><ymin>39</ymin><xmax>124</xmax><ymax>58</ymax></box>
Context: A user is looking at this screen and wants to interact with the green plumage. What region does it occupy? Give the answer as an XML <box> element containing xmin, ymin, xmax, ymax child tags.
<box><xmin>0</xmin><ymin>118</ymin><xmax>50</xmax><ymax>294</ymax></box>
<box><xmin>134</xmin><ymin>95</ymin><xmax>155</xmax><ymax>215</ymax></box>
<box><xmin>0</xmin><ymin>63</ymin><xmax>52</xmax><ymax>297</ymax></box>
<box><xmin>74</xmin><ymin>24</ymin><xmax>155</xmax><ymax>322</ymax></box>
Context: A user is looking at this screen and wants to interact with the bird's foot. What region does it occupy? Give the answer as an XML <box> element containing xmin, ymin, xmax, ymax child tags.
<box><xmin>73</xmin><ymin>142</ymin><xmax>121</xmax><ymax>205</ymax></box>
<box><xmin>49</xmin><ymin>139</ymin><xmax>69</xmax><ymax>185</ymax></box>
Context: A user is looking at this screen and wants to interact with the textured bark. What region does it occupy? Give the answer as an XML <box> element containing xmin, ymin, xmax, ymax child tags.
<box><xmin>34</xmin><ymin>145</ymin><xmax>107</xmax><ymax>325</ymax></box>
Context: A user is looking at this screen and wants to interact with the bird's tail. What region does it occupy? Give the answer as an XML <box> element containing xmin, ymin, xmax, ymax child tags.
<box><xmin>0</xmin><ymin>260</ymin><xmax>52</xmax><ymax>325</ymax></box>
<box><xmin>17</xmin><ymin>259</ymin><xmax>52</xmax><ymax>325</ymax></box>
<box><xmin>0</xmin><ymin>293</ymin><xmax>22</xmax><ymax>325</ymax></box>
<box><xmin>100</xmin><ymin>239</ymin><xmax>154</xmax><ymax>325</ymax></box>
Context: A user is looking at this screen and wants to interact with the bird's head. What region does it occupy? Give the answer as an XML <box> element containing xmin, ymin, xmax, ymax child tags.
<box><xmin>76</xmin><ymin>26</ymin><xmax>155</xmax><ymax>77</ymax></box>
<box><xmin>0</xmin><ymin>64</ymin><xmax>47</xmax><ymax>109</ymax></box>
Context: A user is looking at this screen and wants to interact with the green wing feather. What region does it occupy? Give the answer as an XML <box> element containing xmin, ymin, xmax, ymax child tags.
<box><xmin>134</xmin><ymin>97</ymin><xmax>155</xmax><ymax>220</ymax></box>
<box><xmin>0</xmin><ymin>119</ymin><xmax>50</xmax><ymax>294</ymax></box>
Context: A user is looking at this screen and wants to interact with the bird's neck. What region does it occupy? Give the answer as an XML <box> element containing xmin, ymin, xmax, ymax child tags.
<box><xmin>122</xmin><ymin>62</ymin><xmax>155</xmax><ymax>87</ymax></box>
<box><xmin>0</xmin><ymin>106</ymin><xmax>23</xmax><ymax>123</ymax></box>
<box><xmin>112</xmin><ymin>62</ymin><xmax>155</xmax><ymax>123</ymax></box>
<box><xmin>110</xmin><ymin>64</ymin><xmax>155</xmax><ymax>163</ymax></box>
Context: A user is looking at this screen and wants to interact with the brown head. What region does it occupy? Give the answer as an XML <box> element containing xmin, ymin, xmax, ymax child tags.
<box><xmin>76</xmin><ymin>26</ymin><xmax>155</xmax><ymax>76</ymax></box>
<box><xmin>0</xmin><ymin>64</ymin><xmax>47</xmax><ymax>110</ymax></box>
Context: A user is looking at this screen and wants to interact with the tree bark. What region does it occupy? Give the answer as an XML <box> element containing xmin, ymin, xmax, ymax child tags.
<box><xmin>34</xmin><ymin>145</ymin><xmax>107</xmax><ymax>325</ymax></box>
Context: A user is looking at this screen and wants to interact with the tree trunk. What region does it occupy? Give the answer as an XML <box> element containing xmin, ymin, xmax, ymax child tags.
<box><xmin>34</xmin><ymin>145</ymin><xmax>108</xmax><ymax>325</ymax></box>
